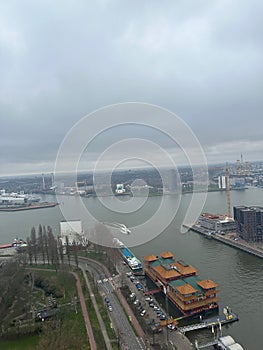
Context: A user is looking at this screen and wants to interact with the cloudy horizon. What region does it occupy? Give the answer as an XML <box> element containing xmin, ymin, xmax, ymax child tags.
<box><xmin>1</xmin><ymin>1</ymin><xmax>263</xmax><ymax>176</ymax></box>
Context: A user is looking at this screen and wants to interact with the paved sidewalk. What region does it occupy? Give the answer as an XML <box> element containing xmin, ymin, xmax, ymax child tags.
<box><xmin>27</xmin><ymin>267</ymin><xmax>97</xmax><ymax>350</ymax></box>
<box><xmin>72</xmin><ymin>271</ymin><xmax>97</xmax><ymax>350</ymax></box>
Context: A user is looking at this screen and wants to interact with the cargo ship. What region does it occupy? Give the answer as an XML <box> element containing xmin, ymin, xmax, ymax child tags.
<box><xmin>144</xmin><ymin>251</ymin><xmax>219</xmax><ymax>317</ymax></box>
<box><xmin>113</xmin><ymin>238</ymin><xmax>143</xmax><ymax>274</ymax></box>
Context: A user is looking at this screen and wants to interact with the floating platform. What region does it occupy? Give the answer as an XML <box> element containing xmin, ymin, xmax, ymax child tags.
<box><xmin>177</xmin><ymin>309</ymin><xmax>238</xmax><ymax>334</ymax></box>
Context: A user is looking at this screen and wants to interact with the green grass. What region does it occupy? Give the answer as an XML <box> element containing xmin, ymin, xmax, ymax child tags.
<box><xmin>0</xmin><ymin>267</ymin><xmax>90</xmax><ymax>349</ymax></box>
<box><xmin>0</xmin><ymin>334</ymin><xmax>39</xmax><ymax>350</ymax></box>
<box><xmin>82</xmin><ymin>251</ymin><xmax>107</xmax><ymax>264</ymax></box>
<box><xmin>30</xmin><ymin>267</ymin><xmax>77</xmax><ymax>303</ymax></box>
<box><xmin>78</xmin><ymin>271</ymin><xmax>108</xmax><ymax>350</ymax></box>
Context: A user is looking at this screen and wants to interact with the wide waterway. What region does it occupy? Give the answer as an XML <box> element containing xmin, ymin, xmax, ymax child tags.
<box><xmin>1</xmin><ymin>187</ymin><xmax>263</xmax><ymax>349</ymax></box>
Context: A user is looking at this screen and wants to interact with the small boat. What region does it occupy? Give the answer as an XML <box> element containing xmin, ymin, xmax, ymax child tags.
<box><xmin>103</xmin><ymin>222</ymin><xmax>131</xmax><ymax>234</ymax></box>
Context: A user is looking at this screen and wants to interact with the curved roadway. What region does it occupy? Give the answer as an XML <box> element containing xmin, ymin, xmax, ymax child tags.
<box><xmin>78</xmin><ymin>257</ymin><xmax>146</xmax><ymax>350</ymax></box>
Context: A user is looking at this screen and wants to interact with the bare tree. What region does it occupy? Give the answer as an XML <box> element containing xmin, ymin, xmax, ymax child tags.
<box><xmin>58</xmin><ymin>237</ymin><xmax>64</xmax><ymax>266</ymax></box>
<box><xmin>73</xmin><ymin>240</ymin><xmax>79</xmax><ymax>269</ymax></box>
<box><xmin>26</xmin><ymin>237</ymin><xmax>33</xmax><ymax>265</ymax></box>
<box><xmin>43</xmin><ymin>226</ymin><xmax>50</xmax><ymax>265</ymax></box>
<box><xmin>47</xmin><ymin>226</ymin><xmax>59</xmax><ymax>271</ymax></box>
<box><xmin>65</xmin><ymin>235</ymin><xmax>70</xmax><ymax>266</ymax></box>
<box><xmin>30</xmin><ymin>226</ymin><xmax>37</xmax><ymax>264</ymax></box>
<box><xmin>38</xmin><ymin>224</ymin><xmax>45</xmax><ymax>264</ymax></box>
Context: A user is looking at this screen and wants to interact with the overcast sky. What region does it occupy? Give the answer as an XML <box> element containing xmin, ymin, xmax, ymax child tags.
<box><xmin>1</xmin><ymin>0</ymin><xmax>263</xmax><ymax>176</ymax></box>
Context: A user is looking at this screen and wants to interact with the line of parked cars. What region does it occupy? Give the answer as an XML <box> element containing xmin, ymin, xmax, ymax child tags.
<box><xmin>126</xmin><ymin>271</ymin><xmax>175</xmax><ymax>331</ymax></box>
<box><xmin>129</xmin><ymin>292</ymin><xmax>146</xmax><ymax>317</ymax></box>
<box><xmin>145</xmin><ymin>297</ymin><xmax>167</xmax><ymax>320</ymax></box>
<box><xmin>126</xmin><ymin>271</ymin><xmax>144</xmax><ymax>291</ymax></box>
<box><xmin>105</xmin><ymin>297</ymin><xmax>113</xmax><ymax>312</ymax></box>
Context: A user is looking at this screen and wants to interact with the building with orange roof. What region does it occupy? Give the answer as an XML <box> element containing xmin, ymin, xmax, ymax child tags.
<box><xmin>160</xmin><ymin>251</ymin><xmax>174</xmax><ymax>259</ymax></box>
<box><xmin>167</xmin><ymin>276</ymin><xmax>219</xmax><ymax>316</ymax></box>
<box><xmin>143</xmin><ymin>253</ymin><xmax>197</xmax><ymax>290</ymax></box>
<box><xmin>143</xmin><ymin>254</ymin><xmax>158</xmax><ymax>263</ymax></box>
<box><xmin>173</xmin><ymin>260</ymin><xmax>197</xmax><ymax>278</ymax></box>
<box><xmin>143</xmin><ymin>251</ymin><xmax>219</xmax><ymax>317</ymax></box>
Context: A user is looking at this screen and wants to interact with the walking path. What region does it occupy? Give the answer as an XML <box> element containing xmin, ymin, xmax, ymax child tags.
<box><xmin>71</xmin><ymin>271</ymin><xmax>97</xmax><ymax>350</ymax></box>
<box><xmin>27</xmin><ymin>267</ymin><xmax>97</xmax><ymax>350</ymax></box>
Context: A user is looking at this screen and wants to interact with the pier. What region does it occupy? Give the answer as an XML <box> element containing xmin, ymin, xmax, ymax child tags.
<box><xmin>177</xmin><ymin>310</ymin><xmax>238</xmax><ymax>334</ymax></box>
<box><xmin>196</xmin><ymin>335</ymin><xmax>244</xmax><ymax>349</ymax></box>
<box><xmin>184</xmin><ymin>224</ymin><xmax>263</xmax><ymax>259</ymax></box>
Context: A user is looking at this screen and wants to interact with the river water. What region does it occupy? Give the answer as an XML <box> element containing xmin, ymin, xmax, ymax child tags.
<box><xmin>0</xmin><ymin>187</ymin><xmax>263</xmax><ymax>349</ymax></box>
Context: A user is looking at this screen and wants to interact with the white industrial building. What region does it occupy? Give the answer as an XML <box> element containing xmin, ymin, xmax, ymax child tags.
<box><xmin>59</xmin><ymin>220</ymin><xmax>87</xmax><ymax>246</ymax></box>
<box><xmin>218</xmin><ymin>175</ymin><xmax>226</xmax><ymax>189</ymax></box>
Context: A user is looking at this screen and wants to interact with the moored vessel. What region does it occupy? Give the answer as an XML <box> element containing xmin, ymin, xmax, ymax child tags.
<box><xmin>144</xmin><ymin>251</ymin><xmax>219</xmax><ymax>317</ymax></box>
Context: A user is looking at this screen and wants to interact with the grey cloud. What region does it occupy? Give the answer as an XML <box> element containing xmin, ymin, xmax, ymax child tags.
<box><xmin>0</xmin><ymin>0</ymin><xmax>263</xmax><ymax>175</ymax></box>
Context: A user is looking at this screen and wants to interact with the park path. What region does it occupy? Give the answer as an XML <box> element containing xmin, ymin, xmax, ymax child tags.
<box><xmin>72</xmin><ymin>271</ymin><xmax>97</xmax><ymax>350</ymax></box>
<box><xmin>27</xmin><ymin>267</ymin><xmax>97</xmax><ymax>350</ymax></box>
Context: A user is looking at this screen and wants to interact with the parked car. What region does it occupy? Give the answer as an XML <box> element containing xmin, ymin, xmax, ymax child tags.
<box><xmin>140</xmin><ymin>310</ymin><xmax>146</xmax><ymax>316</ymax></box>
<box><xmin>159</xmin><ymin>315</ymin><xmax>167</xmax><ymax>320</ymax></box>
<box><xmin>167</xmin><ymin>324</ymin><xmax>176</xmax><ymax>330</ymax></box>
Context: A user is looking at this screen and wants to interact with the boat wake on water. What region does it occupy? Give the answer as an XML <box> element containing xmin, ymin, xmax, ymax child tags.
<box><xmin>102</xmin><ymin>222</ymin><xmax>131</xmax><ymax>234</ymax></box>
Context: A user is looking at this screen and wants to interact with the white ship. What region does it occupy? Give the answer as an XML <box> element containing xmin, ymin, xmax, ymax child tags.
<box><xmin>0</xmin><ymin>189</ymin><xmax>40</xmax><ymax>205</ymax></box>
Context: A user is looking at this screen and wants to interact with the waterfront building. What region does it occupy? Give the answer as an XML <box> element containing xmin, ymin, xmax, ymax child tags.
<box><xmin>144</xmin><ymin>251</ymin><xmax>218</xmax><ymax>316</ymax></box>
<box><xmin>218</xmin><ymin>175</ymin><xmax>226</xmax><ymax>189</ymax></box>
<box><xmin>234</xmin><ymin>206</ymin><xmax>263</xmax><ymax>242</ymax></box>
<box><xmin>59</xmin><ymin>220</ymin><xmax>87</xmax><ymax>246</ymax></box>
<box><xmin>198</xmin><ymin>213</ymin><xmax>236</xmax><ymax>233</ymax></box>
<box><xmin>167</xmin><ymin>276</ymin><xmax>218</xmax><ymax>316</ymax></box>
<box><xmin>144</xmin><ymin>252</ymin><xmax>197</xmax><ymax>289</ymax></box>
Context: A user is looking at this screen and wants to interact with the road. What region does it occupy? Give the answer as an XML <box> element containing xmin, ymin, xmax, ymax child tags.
<box><xmin>78</xmin><ymin>264</ymin><xmax>112</xmax><ymax>350</ymax></box>
<box><xmin>79</xmin><ymin>257</ymin><xmax>146</xmax><ymax>350</ymax></box>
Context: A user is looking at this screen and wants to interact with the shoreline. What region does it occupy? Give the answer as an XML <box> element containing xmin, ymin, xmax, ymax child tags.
<box><xmin>184</xmin><ymin>224</ymin><xmax>263</xmax><ymax>259</ymax></box>
<box><xmin>0</xmin><ymin>202</ymin><xmax>59</xmax><ymax>212</ymax></box>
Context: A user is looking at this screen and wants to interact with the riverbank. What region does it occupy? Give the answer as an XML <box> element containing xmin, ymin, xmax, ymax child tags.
<box><xmin>0</xmin><ymin>202</ymin><xmax>59</xmax><ymax>212</ymax></box>
<box><xmin>184</xmin><ymin>224</ymin><xmax>263</xmax><ymax>259</ymax></box>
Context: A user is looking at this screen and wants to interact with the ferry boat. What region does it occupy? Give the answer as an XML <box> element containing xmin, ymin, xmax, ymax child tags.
<box><xmin>113</xmin><ymin>238</ymin><xmax>143</xmax><ymax>274</ymax></box>
<box><xmin>144</xmin><ymin>251</ymin><xmax>219</xmax><ymax>317</ymax></box>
